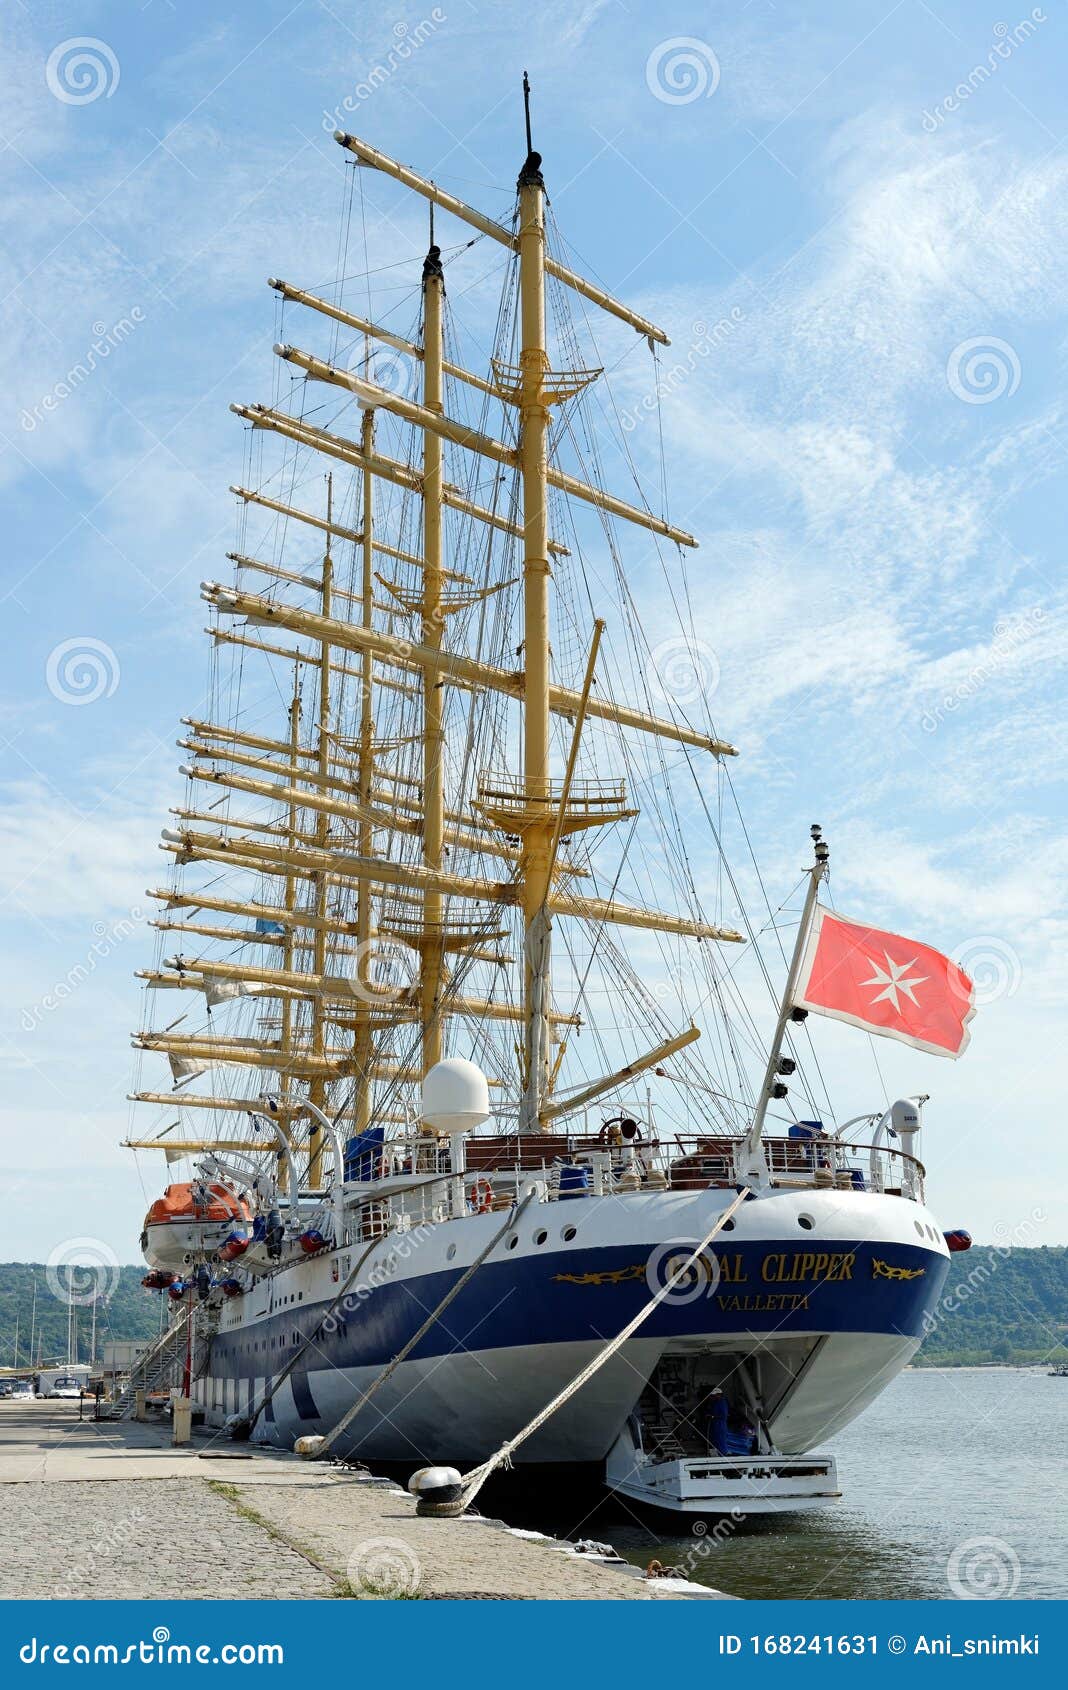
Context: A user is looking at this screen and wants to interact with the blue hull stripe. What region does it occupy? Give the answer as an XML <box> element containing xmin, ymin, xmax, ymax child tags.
<box><xmin>209</xmin><ymin>1240</ymin><xmax>948</xmax><ymax>1386</ymax></box>
<box><xmin>290</xmin><ymin>1367</ymin><xmax>319</xmax><ymax>1421</ymax></box>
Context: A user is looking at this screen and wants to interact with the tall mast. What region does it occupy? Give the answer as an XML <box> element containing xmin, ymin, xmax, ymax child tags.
<box><xmin>306</xmin><ymin>475</ymin><xmax>334</xmax><ymax>1188</ymax></box>
<box><xmin>420</xmin><ymin>227</ymin><xmax>446</xmax><ymax>1088</ymax></box>
<box><xmin>277</xmin><ymin>683</ymin><xmax>301</xmax><ymax>1196</ymax></box>
<box><xmin>352</xmin><ymin>410</ymin><xmax>377</xmax><ymax>1137</ymax></box>
<box><xmin>517</xmin><ymin>76</ymin><xmax>554</xmax><ymax>1133</ymax></box>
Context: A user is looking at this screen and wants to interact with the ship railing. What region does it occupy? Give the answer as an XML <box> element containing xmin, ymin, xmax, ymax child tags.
<box><xmin>474</xmin><ymin>769</ymin><xmax>631</xmax><ymax>831</ymax></box>
<box><xmin>341</xmin><ymin>1128</ymin><xmax>925</xmax><ymax>1238</ymax></box>
<box><xmin>476</xmin><ymin>770</ymin><xmax>628</xmax><ymax>810</ymax></box>
<box><xmin>760</xmin><ymin>1134</ymin><xmax>924</xmax><ymax>1201</ymax></box>
<box><xmin>343</xmin><ymin>1130</ymin><xmax>457</xmax><ymax>1185</ymax></box>
<box><xmin>342</xmin><ymin>1130</ymin><xmax>459</xmax><ymax>1241</ymax></box>
<box><xmin>657</xmin><ymin>1134</ymin><xmax>923</xmax><ymax>1201</ymax></box>
<box><xmin>462</xmin><ymin>1130</ymin><xmax>926</xmax><ymax>1203</ymax></box>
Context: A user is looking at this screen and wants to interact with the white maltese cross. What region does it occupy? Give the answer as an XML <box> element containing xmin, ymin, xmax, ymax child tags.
<box><xmin>861</xmin><ymin>952</ymin><xmax>927</xmax><ymax>1011</ymax></box>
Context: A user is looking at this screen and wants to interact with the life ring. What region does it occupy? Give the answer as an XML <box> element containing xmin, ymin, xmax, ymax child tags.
<box><xmin>469</xmin><ymin>1177</ymin><xmax>494</xmax><ymax>1214</ymax></box>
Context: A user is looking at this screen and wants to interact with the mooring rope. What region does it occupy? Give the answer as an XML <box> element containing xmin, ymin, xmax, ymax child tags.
<box><xmin>455</xmin><ymin>1184</ymin><xmax>752</xmax><ymax>1511</ymax></box>
<box><xmin>248</xmin><ymin>1169</ymin><xmax>483</xmax><ymax>1436</ymax></box>
<box><xmin>313</xmin><ymin>1188</ymin><xmax>540</xmax><ymax>1460</ymax></box>
<box><xmin>244</xmin><ymin>1232</ymin><xmax>385</xmax><ymax>1437</ymax></box>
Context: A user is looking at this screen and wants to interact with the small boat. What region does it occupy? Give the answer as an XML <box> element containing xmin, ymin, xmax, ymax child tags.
<box><xmin>1049</xmin><ymin>1362</ymin><xmax>1068</xmax><ymax>1377</ymax></box>
<box><xmin>141</xmin><ymin>1181</ymin><xmax>250</xmax><ymax>1271</ymax></box>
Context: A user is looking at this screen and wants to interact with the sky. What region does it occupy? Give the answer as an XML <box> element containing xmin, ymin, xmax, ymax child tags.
<box><xmin>1</xmin><ymin>0</ymin><xmax>1066</xmax><ymax>1280</ymax></box>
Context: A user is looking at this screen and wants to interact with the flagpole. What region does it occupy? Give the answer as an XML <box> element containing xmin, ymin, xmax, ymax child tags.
<box><xmin>741</xmin><ymin>825</ymin><xmax>830</xmax><ymax>1177</ymax></box>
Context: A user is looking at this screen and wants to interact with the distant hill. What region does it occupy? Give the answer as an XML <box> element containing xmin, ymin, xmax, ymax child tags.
<box><xmin>2</xmin><ymin>1246</ymin><xmax>1066</xmax><ymax>1371</ymax></box>
<box><xmin>0</xmin><ymin>1263</ymin><xmax>162</xmax><ymax>1368</ymax></box>
<box><xmin>913</xmin><ymin>1244</ymin><xmax>1068</xmax><ymax>1368</ymax></box>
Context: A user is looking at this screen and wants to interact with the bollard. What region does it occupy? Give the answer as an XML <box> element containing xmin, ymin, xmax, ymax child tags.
<box><xmin>171</xmin><ymin>1397</ymin><xmax>193</xmax><ymax>1446</ymax></box>
<box><xmin>410</xmin><ymin>1465</ymin><xmax>465</xmax><ymax>1516</ymax></box>
<box><xmin>134</xmin><ymin>1390</ymin><xmax>147</xmax><ymax>1422</ymax></box>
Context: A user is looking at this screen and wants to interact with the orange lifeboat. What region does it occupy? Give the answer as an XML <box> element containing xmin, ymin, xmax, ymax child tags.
<box><xmin>141</xmin><ymin>1181</ymin><xmax>251</xmax><ymax>1271</ymax></box>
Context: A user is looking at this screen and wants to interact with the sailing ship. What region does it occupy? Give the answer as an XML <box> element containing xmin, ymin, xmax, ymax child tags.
<box><xmin>126</xmin><ymin>84</ymin><xmax>975</xmax><ymax>1514</ymax></box>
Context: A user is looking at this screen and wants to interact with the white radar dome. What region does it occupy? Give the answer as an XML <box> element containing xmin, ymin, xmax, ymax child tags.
<box><xmin>421</xmin><ymin>1058</ymin><xmax>490</xmax><ymax>1134</ymax></box>
<box><xmin>890</xmin><ymin>1098</ymin><xmax>921</xmax><ymax>1137</ymax></box>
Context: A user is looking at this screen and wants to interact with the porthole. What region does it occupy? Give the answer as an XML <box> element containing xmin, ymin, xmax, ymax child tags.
<box><xmin>446</xmin><ymin>1242</ymin><xmax>457</xmax><ymax>1261</ymax></box>
<box><xmin>914</xmin><ymin>1221</ymin><xmax>925</xmax><ymax>1238</ymax></box>
<box><xmin>561</xmin><ymin>1225</ymin><xmax>577</xmax><ymax>1242</ymax></box>
<box><xmin>928</xmin><ymin>1225</ymin><xmax>938</xmax><ymax>1242</ymax></box>
<box><xmin>720</xmin><ymin>1218</ymin><xmax>735</xmax><ymax>1232</ymax></box>
<box><xmin>534</xmin><ymin>1229</ymin><xmax>548</xmax><ymax>1246</ymax></box>
<box><xmin>797</xmin><ymin>1214</ymin><xmax>815</xmax><ymax>1231</ymax></box>
<box><xmin>506</xmin><ymin>1234</ymin><xmax>519</xmax><ymax>1250</ymax></box>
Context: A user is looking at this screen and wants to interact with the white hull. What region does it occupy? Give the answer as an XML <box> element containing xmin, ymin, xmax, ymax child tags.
<box><xmin>197</xmin><ymin>1186</ymin><xmax>947</xmax><ymax>1475</ymax></box>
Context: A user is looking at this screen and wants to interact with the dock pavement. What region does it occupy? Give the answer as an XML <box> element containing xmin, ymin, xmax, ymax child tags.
<box><xmin>0</xmin><ymin>1400</ymin><xmax>730</xmax><ymax>1601</ymax></box>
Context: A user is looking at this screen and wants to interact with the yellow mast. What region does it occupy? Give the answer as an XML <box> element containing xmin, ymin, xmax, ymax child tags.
<box><xmin>517</xmin><ymin>85</ymin><xmax>553</xmax><ymax>1133</ymax></box>
<box><xmin>420</xmin><ymin>233</ymin><xmax>446</xmax><ymax>1085</ymax></box>
<box><xmin>277</xmin><ymin>685</ymin><xmax>301</xmax><ymax>1195</ymax></box>
<box><xmin>351</xmin><ymin>407</ymin><xmax>377</xmax><ymax>1138</ymax></box>
<box><xmin>305</xmin><ymin>476</ymin><xmax>334</xmax><ymax>1188</ymax></box>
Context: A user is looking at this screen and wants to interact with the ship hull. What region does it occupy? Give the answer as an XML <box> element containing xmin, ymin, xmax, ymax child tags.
<box><xmin>199</xmin><ymin>1186</ymin><xmax>949</xmax><ymax>1466</ymax></box>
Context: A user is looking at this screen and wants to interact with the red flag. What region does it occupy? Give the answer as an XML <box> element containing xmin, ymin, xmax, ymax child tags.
<box><xmin>794</xmin><ymin>906</ymin><xmax>975</xmax><ymax>1058</ymax></box>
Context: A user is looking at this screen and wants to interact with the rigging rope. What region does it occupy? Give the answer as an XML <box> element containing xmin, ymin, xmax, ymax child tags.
<box><xmin>452</xmin><ymin>1184</ymin><xmax>751</xmax><ymax>1513</ymax></box>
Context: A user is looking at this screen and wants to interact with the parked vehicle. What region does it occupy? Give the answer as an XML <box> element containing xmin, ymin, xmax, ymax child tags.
<box><xmin>46</xmin><ymin>1376</ymin><xmax>83</xmax><ymax>1400</ymax></box>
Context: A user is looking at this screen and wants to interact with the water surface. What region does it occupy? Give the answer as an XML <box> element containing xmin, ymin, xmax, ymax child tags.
<box><xmin>488</xmin><ymin>1369</ymin><xmax>1066</xmax><ymax>1600</ymax></box>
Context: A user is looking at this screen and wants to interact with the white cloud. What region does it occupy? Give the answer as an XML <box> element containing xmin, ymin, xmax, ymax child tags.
<box><xmin>0</xmin><ymin>780</ymin><xmax>163</xmax><ymax>922</ymax></box>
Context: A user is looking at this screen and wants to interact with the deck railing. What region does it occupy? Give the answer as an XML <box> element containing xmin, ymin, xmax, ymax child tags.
<box><xmin>342</xmin><ymin>1126</ymin><xmax>925</xmax><ymax>1238</ymax></box>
